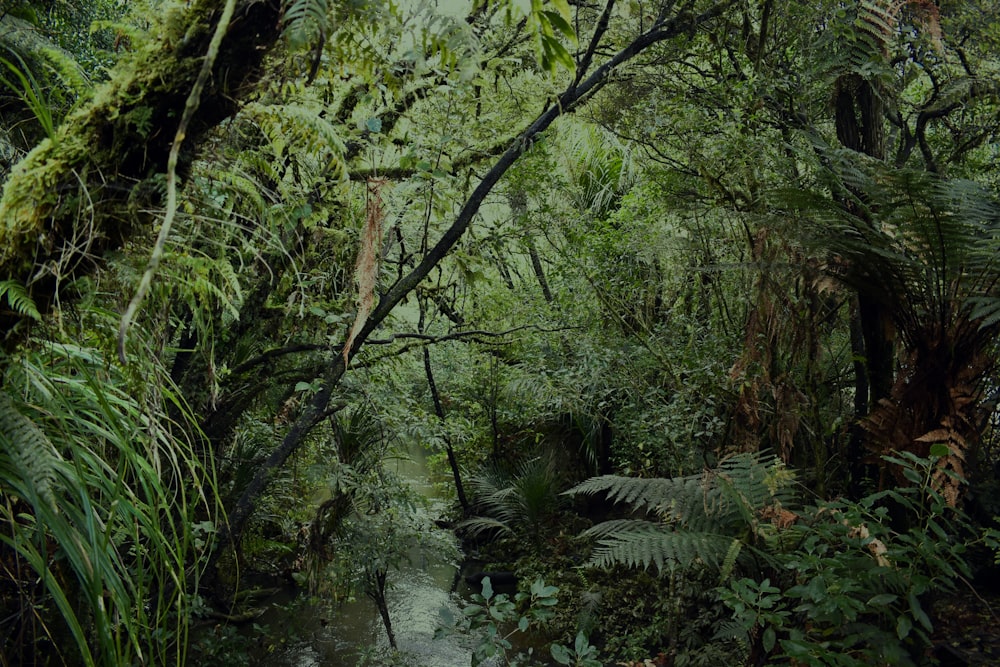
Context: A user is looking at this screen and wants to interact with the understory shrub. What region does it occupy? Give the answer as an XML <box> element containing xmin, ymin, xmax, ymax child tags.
<box><xmin>717</xmin><ymin>450</ymin><xmax>973</xmax><ymax>666</ymax></box>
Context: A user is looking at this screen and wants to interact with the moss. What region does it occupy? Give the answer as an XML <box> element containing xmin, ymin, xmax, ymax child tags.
<box><xmin>0</xmin><ymin>0</ymin><xmax>282</xmax><ymax>320</ymax></box>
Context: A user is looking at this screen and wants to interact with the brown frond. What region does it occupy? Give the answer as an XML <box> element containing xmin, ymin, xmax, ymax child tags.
<box><xmin>862</xmin><ymin>323</ymin><xmax>991</xmax><ymax>503</ymax></box>
<box><xmin>859</xmin><ymin>0</ymin><xmax>944</xmax><ymax>57</ymax></box>
<box><xmin>344</xmin><ymin>178</ymin><xmax>387</xmax><ymax>364</ymax></box>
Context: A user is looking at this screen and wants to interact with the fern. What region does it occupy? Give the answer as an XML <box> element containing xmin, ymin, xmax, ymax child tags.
<box><xmin>583</xmin><ymin>519</ymin><xmax>740</xmax><ymax>572</ymax></box>
<box><xmin>0</xmin><ymin>279</ymin><xmax>41</xmax><ymax>321</ymax></box>
<box><xmin>282</xmin><ymin>0</ymin><xmax>330</xmax><ymax>82</ymax></box>
<box><xmin>38</xmin><ymin>47</ymin><xmax>91</xmax><ymax>98</ymax></box>
<box><xmin>567</xmin><ymin>452</ymin><xmax>797</xmax><ymax>573</ymax></box>
<box><xmin>240</xmin><ymin>101</ymin><xmax>349</xmax><ymax>196</ymax></box>
<box><xmin>0</xmin><ymin>391</ymin><xmax>62</xmax><ymax>512</ymax></box>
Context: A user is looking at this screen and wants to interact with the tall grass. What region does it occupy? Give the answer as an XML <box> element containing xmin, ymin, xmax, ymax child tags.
<box><xmin>0</xmin><ymin>336</ymin><xmax>219</xmax><ymax>665</ymax></box>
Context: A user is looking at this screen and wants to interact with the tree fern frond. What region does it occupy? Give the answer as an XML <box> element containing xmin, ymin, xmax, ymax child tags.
<box><xmin>571</xmin><ymin>453</ymin><xmax>797</xmax><ymax>574</ymax></box>
<box><xmin>584</xmin><ymin>519</ymin><xmax>738</xmax><ymax>573</ymax></box>
<box><xmin>283</xmin><ymin>0</ymin><xmax>331</xmax><ymax>48</ymax></box>
<box><xmin>282</xmin><ymin>0</ymin><xmax>330</xmax><ymax>81</ymax></box>
<box><xmin>715</xmin><ymin>453</ymin><xmax>797</xmax><ymax>526</ymax></box>
<box><xmin>566</xmin><ymin>472</ymin><xmax>710</xmax><ymax>518</ymax></box>
<box><xmin>968</xmin><ymin>296</ymin><xmax>1000</xmax><ymax>329</ymax></box>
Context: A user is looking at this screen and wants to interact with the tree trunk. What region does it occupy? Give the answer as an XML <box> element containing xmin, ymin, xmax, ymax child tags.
<box><xmin>834</xmin><ymin>74</ymin><xmax>893</xmax><ymax>493</ymax></box>
<box><xmin>423</xmin><ymin>345</ymin><xmax>470</xmax><ymax>513</ymax></box>
<box><xmin>370</xmin><ymin>569</ymin><xmax>397</xmax><ymax>650</ymax></box>
<box><xmin>525</xmin><ymin>235</ymin><xmax>554</xmax><ymax>303</ymax></box>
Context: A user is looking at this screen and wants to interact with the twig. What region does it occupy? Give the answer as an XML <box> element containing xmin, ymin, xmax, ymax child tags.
<box><xmin>118</xmin><ymin>0</ymin><xmax>237</xmax><ymax>363</ymax></box>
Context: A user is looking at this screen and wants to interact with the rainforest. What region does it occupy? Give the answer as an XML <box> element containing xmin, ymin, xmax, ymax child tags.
<box><xmin>2</xmin><ymin>0</ymin><xmax>1000</xmax><ymax>665</ymax></box>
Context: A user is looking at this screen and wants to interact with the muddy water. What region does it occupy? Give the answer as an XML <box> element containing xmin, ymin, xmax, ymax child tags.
<box><xmin>251</xmin><ymin>446</ymin><xmax>475</xmax><ymax>666</ymax></box>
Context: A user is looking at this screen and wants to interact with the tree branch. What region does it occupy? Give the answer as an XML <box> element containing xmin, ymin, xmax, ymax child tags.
<box><xmin>215</xmin><ymin>0</ymin><xmax>736</xmax><ymax>558</ymax></box>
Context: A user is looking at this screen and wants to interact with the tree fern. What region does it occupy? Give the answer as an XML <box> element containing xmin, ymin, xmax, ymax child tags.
<box><xmin>828</xmin><ymin>1</ymin><xmax>943</xmax><ymax>76</ymax></box>
<box><xmin>776</xmin><ymin>156</ymin><xmax>1000</xmax><ymax>498</ymax></box>
<box><xmin>566</xmin><ymin>452</ymin><xmax>797</xmax><ymax>573</ymax></box>
<box><xmin>283</xmin><ymin>0</ymin><xmax>331</xmax><ymax>53</ymax></box>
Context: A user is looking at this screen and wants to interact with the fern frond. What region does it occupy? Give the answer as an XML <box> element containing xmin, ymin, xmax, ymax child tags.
<box><xmin>282</xmin><ymin>0</ymin><xmax>330</xmax><ymax>81</ymax></box>
<box><xmin>719</xmin><ymin>538</ymin><xmax>743</xmax><ymax>584</ymax></box>
<box><xmin>572</xmin><ymin>453</ymin><xmax>797</xmax><ymax>574</ymax></box>
<box><xmin>566</xmin><ymin>473</ymin><xmax>709</xmax><ymax>518</ymax></box>
<box><xmin>38</xmin><ymin>47</ymin><xmax>91</xmax><ymax>97</ymax></box>
<box><xmin>583</xmin><ymin>519</ymin><xmax>738</xmax><ymax>573</ymax></box>
<box><xmin>283</xmin><ymin>0</ymin><xmax>331</xmax><ymax>49</ymax></box>
<box><xmin>240</xmin><ymin>102</ymin><xmax>349</xmax><ymax>194</ymax></box>
<box><xmin>0</xmin><ymin>391</ymin><xmax>62</xmax><ymax>511</ymax></box>
<box><xmin>171</xmin><ymin>253</ymin><xmax>244</xmax><ymax>322</ymax></box>
<box><xmin>213</xmin><ymin>167</ymin><xmax>272</xmax><ymax>220</ymax></box>
<box><xmin>0</xmin><ymin>279</ymin><xmax>41</xmax><ymax>320</ymax></box>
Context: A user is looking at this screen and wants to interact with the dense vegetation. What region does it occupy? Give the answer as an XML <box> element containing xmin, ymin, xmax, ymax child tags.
<box><xmin>2</xmin><ymin>0</ymin><xmax>1000</xmax><ymax>665</ymax></box>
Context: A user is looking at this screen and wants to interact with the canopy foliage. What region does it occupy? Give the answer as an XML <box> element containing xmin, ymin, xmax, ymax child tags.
<box><xmin>2</xmin><ymin>0</ymin><xmax>1000</xmax><ymax>664</ymax></box>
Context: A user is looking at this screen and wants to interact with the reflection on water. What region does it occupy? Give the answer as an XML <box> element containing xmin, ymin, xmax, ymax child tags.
<box><xmin>249</xmin><ymin>448</ymin><xmax>475</xmax><ymax>666</ymax></box>
<box><xmin>252</xmin><ymin>567</ymin><xmax>474</xmax><ymax>666</ymax></box>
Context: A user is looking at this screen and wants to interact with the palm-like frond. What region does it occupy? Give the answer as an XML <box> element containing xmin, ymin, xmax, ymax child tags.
<box><xmin>459</xmin><ymin>456</ymin><xmax>563</xmax><ymax>539</ymax></box>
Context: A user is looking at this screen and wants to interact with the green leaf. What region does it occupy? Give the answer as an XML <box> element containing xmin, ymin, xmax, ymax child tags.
<box><xmin>365</xmin><ymin>117</ymin><xmax>382</xmax><ymax>133</ymax></box>
<box><xmin>541</xmin><ymin>35</ymin><xmax>575</xmax><ymax>73</ymax></box>
<box><xmin>908</xmin><ymin>591</ymin><xmax>933</xmax><ymax>631</ymax></box>
<box><xmin>518</xmin><ymin>615</ymin><xmax>529</xmax><ymax>632</ymax></box>
<box><xmin>550</xmin><ymin>643</ymin><xmax>572</xmax><ymax>665</ymax></box>
<box><xmin>542</xmin><ymin>10</ymin><xmax>576</xmax><ymax>43</ymax></box>
<box><xmin>896</xmin><ymin>614</ymin><xmax>912</xmax><ymax>640</ymax></box>
<box><xmin>763</xmin><ymin>626</ymin><xmax>776</xmax><ymax>653</ymax></box>
<box><xmin>929</xmin><ymin>442</ymin><xmax>951</xmax><ymax>458</ymax></box>
<box><xmin>480</xmin><ymin>576</ymin><xmax>494</xmax><ymax>601</ymax></box>
<box><xmin>867</xmin><ymin>593</ymin><xmax>897</xmax><ymax>606</ymax></box>
<box><xmin>901</xmin><ymin>466</ymin><xmax>923</xmax><ymax>484</ymax></box>
<box><xmin>531</xmin><ymin>577</ymin><xmax>559</xmax><ymax>598</ymax></box>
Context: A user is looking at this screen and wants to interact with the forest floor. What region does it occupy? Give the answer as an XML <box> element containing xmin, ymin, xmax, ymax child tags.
<box><xmin>932</xmin><ymin>588</ymin><xmax>1000</xmax><ymax>666</ymax></box>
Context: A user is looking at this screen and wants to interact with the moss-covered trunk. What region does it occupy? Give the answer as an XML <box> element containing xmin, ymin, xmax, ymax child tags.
<box><xmin>0</xmin><ymin>0</ymin><xmax>282</xmax><ymax>346</ymax></box>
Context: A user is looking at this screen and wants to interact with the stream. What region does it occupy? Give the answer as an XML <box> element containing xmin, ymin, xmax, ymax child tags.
<box><xmin>247</xmin><ymin>445</ymin><xmax>476</xmax><ymax>666</ymax></box>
